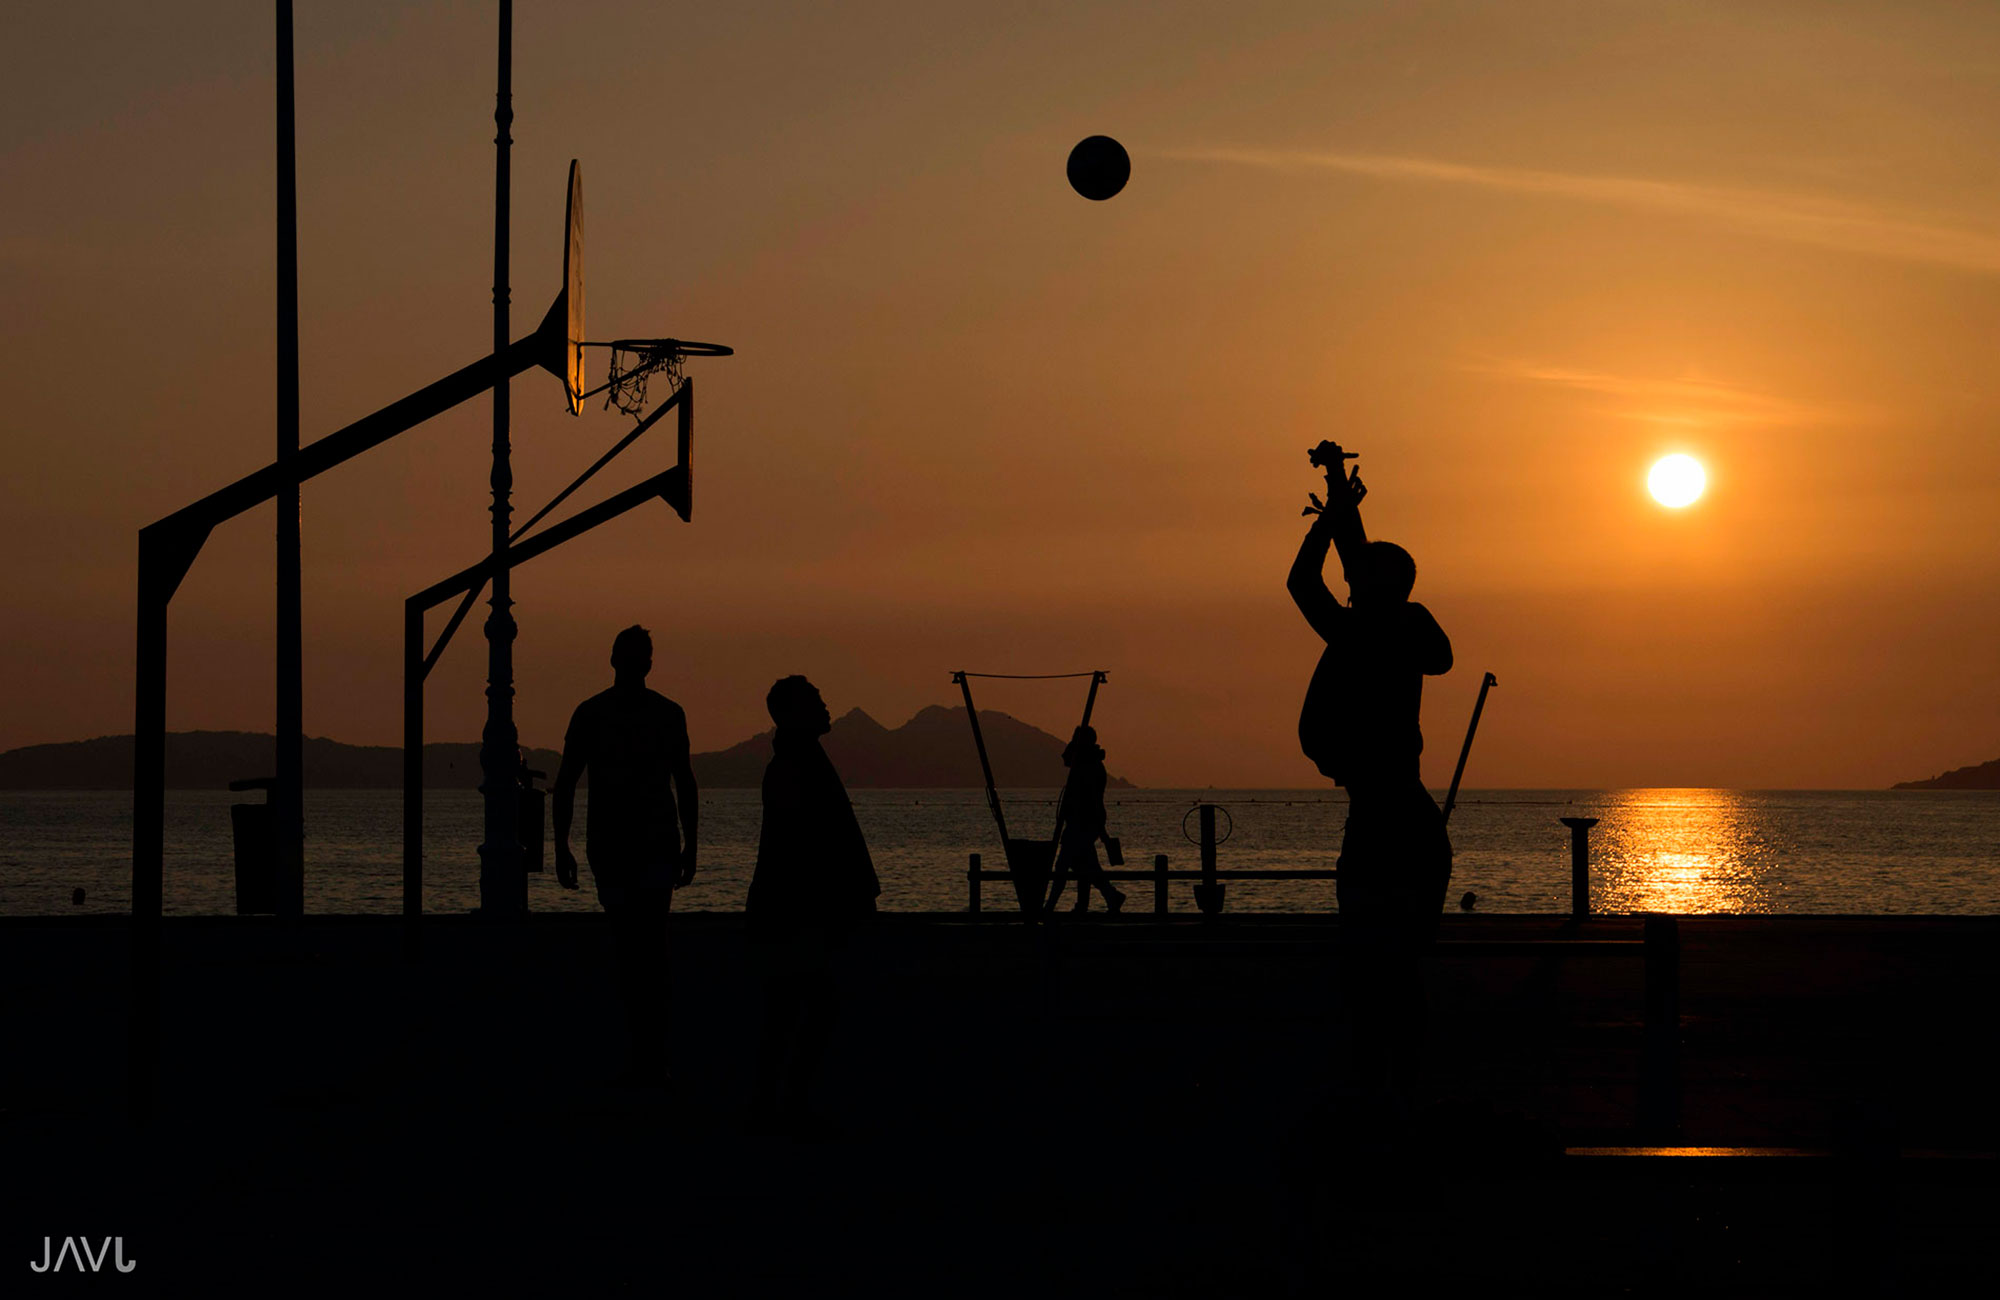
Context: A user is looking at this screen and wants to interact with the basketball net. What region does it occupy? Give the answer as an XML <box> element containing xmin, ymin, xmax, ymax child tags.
<box><xmin>605</xmin><ymin>343</ymin><xmax>687</xmax><ymax>418</ymax></box>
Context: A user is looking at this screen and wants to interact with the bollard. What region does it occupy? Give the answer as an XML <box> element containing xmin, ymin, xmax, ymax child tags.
<box><xmin>967</xmin><ymin>853</ymin><xmax>981</xmax><ymax>913</ymax></box>
<box><xmin>1154</xmin><ymin>854</ymin><xmax>1169</xmax><ymax>916</ymax></box>
<box><xmin>1641</xmin><ymin>914</ymin><xmax>1682</xmax><ymax>1140</ymax></box>
<box><xmin>1559</xmin><ymin>817</ymin><xmax>1598</xmax><ymax>918</ymax></box>
<box><xmin>1191</xmin><ymin>804</ymin><xmax>1226</xmax><ymax>916</ymax></box>
<box><xmin>228</xmin><ymin>777</ymin><xmax>278</xmax><ymax>915</ymax></box>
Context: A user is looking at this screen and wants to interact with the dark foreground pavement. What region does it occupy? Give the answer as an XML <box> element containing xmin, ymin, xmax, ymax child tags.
<box><xmin>3</xmin><ymin>912</ymin><xmax>1995</xmax><ymax>1294</ymax></box>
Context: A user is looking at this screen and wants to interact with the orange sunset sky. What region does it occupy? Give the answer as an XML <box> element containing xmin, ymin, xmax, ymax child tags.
<box><xmin>4</xmin><ymin>1</ymin><xmax>1998</xmax><ymax>788</ymax></box>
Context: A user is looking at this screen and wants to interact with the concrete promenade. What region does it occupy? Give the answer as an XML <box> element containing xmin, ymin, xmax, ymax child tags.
<box><xmin>3</xmin><ymin>912</ymin><xmax>1994</xmax><ymax>1293</ymax></box>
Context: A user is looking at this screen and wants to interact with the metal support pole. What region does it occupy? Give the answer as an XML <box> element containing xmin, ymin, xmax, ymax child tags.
<box><xmin>402</xmin><ymin>600</ymin><xmax>424</xmax><ymax>962</ymax></box>
<box><xmin>954</xmin><ymin>673</ymin><xmax>1010</xmax><ymax>846</ymax></box>
<box><xmin>1442</xmin><ymin>671</ymin><xmax>1496</xmax><ymax>824</ymax></box>
<box><xmin>130</xmin><ymin>516</ymin><xmax>207</xmax><ymax>1123</ymax></box>
<box><xmin>275</xmin><ymin>0</ymin><xmax>304</xmax><ymax>918</ymax></box>
<box><xmin>130</xmin><ymin>563</ymin><xmax>167</xmax><ymax>1125</ymax></box>
<box><xmin>1641</xmin><ymin>914</ymin><xmax>1682</xmax><ymax>1140</ymax></box>
<box><xmin>1560</xmin><ymin>816</ymin><xmax>1597</xmax><ymax>918</ymax></box>
<box><xmin>478</xmin><ymin>0</ymin><xmax>523</xmax><ymax>915</ymax></box>
<box><xmin>1079</xmin><ymin>670</ymin><xmax>1106</xmax><ymax>726</ymax></box>
<box><xmin>967</xmin><ymin>853</ymin><xmax>980</xmax><ymax>913</ymax></box>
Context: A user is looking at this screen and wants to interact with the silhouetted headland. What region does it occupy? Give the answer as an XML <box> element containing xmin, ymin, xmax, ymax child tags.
<box><xmin>1892</xmin><ymin>756</ymin><xmax>2000</xmax><ymax>789</ymax></box>
<box><xmin>0</xmin><ymin>731</ymin><xmax>568</xmax><ymax>790</ymax></box>
<box><xmin>0</xmin><ymin>707</ymin><xmax>1131</xmax><ymax>790</ymax></box>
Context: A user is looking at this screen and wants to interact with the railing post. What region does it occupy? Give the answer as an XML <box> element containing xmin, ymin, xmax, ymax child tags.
<box><xmin>967</xmin><ymin>852</ymin><xmax>981</xmax><ymax>913</ymax></box>
<box><xmin>1560</xmin><ymin>816</ymin><xmax>1597</xmax><ymax>918</ymax></box>
<box><xmin>1641</xmin><ymin>914</ymin><xmax>1682</xmax><ymax>1140</ymax></box>
<box><xmin>1154</xmin><ymin>854</ymin><xmax>1168</xmax><ymax>915</ymax></box>
<box><xmin>1192</xmin><ymin>804</ymin><xmax>1225</xmax><ymax>917</ymax></box>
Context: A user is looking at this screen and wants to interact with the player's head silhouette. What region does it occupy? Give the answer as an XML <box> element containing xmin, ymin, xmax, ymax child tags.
<box><xmin>1349</xmin><ymin>541</ymin><xmax>1416</xmax><ymax>606</ymax></box>
<box><xmin>766</xmin><ymin>675</ymin><xmax>831</xmax><ymax>736</ymax></box>
<box><xmin>610</xmin><ymin>625</ymin><xmax>652</xmax><ymax>680</ymax></box>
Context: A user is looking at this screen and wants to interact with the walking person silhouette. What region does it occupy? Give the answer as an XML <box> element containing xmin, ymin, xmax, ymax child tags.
<box><xmin>553</xmin><ymin>625</ymin><xmax>699</xmax><ymax>1087</ymax></box>
<box><xmin>1045</xmin><ymin>726</ymin><xmax>1126</xmax><ymax>914</ymax></box>
<box><xmin>747</xmin><ymin>676</ymin><xmax>881</xmax><ymax>1134</ymax></box>
<box><xmin>1288</xmin><ymin>442</ymin><xmax>1453</xmax><ymax>1121</ymax></box>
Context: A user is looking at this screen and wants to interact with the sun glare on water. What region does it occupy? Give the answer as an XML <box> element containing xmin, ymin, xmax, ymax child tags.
<box><xmin>1648</xmin><ymin>454</ymin><xmax>1706</xmax><ymax>508</ymax></box>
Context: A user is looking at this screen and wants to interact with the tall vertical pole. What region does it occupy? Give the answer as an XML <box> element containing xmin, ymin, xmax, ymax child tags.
<box><xmin>403</xmin><ymin>600</ymin><xmax>424</xmax><ymax>959</ymax></box>
<box><xmin>275</xmin><ymin>0</ymin><xmax>305</xmax><ymax>917</ymax></box>
<box><xmin>479</xmin><ymin>0</ymin><xmax>523</xmax><ymax>913</ymax></box>
<box><xmin>131</xmin><ymin>562</ymin><xmax>167</xmax><ymax>1124</ymax></box>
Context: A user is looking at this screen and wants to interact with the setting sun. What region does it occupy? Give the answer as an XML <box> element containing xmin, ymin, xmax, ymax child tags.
<box><xmin>1648</xmin><ymin>454</ymin><xmax>1706</xmax><ymax>508</ymax></box>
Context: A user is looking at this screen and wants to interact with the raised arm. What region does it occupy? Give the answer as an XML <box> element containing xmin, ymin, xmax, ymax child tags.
<box><xmin>1320</xmin><ymin>456</ymin><xmax>1370</xmax><ymax>583</ymax></box>
<box><xmin>1288</xmin><ymin>456</ymin><xmax>1369</xmax><ymax>641</ymax></box>
<box><xmin>1288</xmin><ymin>512</ymin><xmax>1346</xmax><ymax>641</ymax></box>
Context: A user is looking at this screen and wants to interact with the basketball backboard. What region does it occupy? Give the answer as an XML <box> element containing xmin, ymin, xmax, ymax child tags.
<box><xmin>561</xmin><ymin>160</ymin><xmax>585</xmax><ymax>413</ymax></box>
<box><xmin>534</xmin><ymin>160</ymin><xmax>586</xmax><ymax>413</ymax></box>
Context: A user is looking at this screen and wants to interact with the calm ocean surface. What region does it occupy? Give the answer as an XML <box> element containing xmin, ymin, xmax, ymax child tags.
<box><xmin>4</xmin><ymin>787</ymin><xmax>1998</xmax><ymax>916</ymax></box>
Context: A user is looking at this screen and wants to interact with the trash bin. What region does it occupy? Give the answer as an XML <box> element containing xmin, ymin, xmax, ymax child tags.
<box><xmin>519</xmin><ymin>763</ymin><xmax>547</xmax><ymax>873</ymax></box>
<box><xmin>228</xmin><ymin>777</ymin><xmax>277</xmax><ymax>914</ymax></box>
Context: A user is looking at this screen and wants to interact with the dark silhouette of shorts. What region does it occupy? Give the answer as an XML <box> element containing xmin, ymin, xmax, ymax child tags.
<box><xmin>590</xmin><ymin>857</ymin><xmax>674</xmax><ymax>915</ymax></box>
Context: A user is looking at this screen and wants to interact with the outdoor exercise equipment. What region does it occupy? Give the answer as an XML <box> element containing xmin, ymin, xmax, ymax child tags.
<box><xmin>951</xmin><ymin>670</ymin><xmax>1107</xmax><ymax>916</ymax></box>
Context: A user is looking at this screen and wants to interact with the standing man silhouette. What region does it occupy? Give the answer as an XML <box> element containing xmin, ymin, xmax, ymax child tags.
<box><xmin>554</xmin><ymin>624</ymin><xmax>698</xmax><ymax>1086</ymax></box>
<box><xmin>1288</xmin><ymin>442</ymin><xmax>1453</xmax><ymax>1117</ymax></box>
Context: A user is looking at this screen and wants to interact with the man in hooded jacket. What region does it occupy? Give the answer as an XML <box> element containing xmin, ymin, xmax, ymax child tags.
<box><xmin>747</xmin><ymin>675</ymin><xmax>880</xmax><ymax>1131</ymax></box>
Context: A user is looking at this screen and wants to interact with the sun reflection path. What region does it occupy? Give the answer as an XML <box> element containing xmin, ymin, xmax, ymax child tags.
<box><xmin>1590</xmin><ymin>790</ymin><xmax>1776</xmax><ymax>914</ymax></box>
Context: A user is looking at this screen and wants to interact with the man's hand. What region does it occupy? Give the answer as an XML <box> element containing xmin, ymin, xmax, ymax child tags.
<box><xmin>674</xmin><ymin>846</ymin><xmax>698</xmax><ymax>889</ymax></box>
<box><xmin>555</xmin><ymin>843</ymin><xmax>580</xmax><ymax>891</ymax></box>
<box><xmin>1303</xmin><ymin>445</ymin><xmax>1366</xmax><ymax>518</ymax></box>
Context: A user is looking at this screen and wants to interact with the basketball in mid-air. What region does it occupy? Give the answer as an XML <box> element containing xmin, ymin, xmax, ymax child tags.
<box><xmin>1066</xmin><ymin>135</ymin><xmax>1130</xmax><ymax>201</ymax></box>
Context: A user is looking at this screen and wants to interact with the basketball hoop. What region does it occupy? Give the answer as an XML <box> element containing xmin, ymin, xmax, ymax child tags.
<box><xmin>543</xmin><ymin>160</ymin><xmax>733</xmax><ymax>421</ymax></box>
<box><xmin>592</xmin><ymin>337</ymin><xmax>734</xmax><ymax>418</ymax></box>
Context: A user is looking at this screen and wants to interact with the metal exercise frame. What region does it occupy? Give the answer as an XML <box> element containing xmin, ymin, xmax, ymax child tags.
<box><xmin>951</xmin><ymin>670</ymin><xmax>1107</xmax><ymax>915</ymax></box>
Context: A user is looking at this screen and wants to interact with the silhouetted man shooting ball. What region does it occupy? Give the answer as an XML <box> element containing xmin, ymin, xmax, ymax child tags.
<box><xmin>1289</xmin><ymin>441</ymin><xmax>1453</xmax><ymax>1118</ymax></box>
<box><xmin>554</xmin><ymin>625</ymin><xmax>698</xmax><ymax>1085</ymax></box>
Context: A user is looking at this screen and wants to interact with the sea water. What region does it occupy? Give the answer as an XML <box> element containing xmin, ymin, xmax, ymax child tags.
<box><xmin>3</xmin><ymin>787</ymin><xmax>1997</xmax><ymax>916</ymax></box>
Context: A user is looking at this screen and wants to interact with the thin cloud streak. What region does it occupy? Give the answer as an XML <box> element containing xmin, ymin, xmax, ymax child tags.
<box><xmin>1465</xmin><ymin>362</ymin><xmax>1848</xmax><ymax>428</ymax></box>
<box><xmin>1170</xmin><ymin>148</ymin><xmax>2000</xmax><ymax>276</ymax></box>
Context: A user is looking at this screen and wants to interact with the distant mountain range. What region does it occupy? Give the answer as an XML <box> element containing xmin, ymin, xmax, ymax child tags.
<box><xmin>0</xmin><ymin>707</ymin><xmax>1130</xmax><ymax>790</ymax></box>
<box><xmin>695</xmin><ymin>705</ymin><xmax>1130</xmax><ymax>789</ymax></box>
<box><xmin>1891</xmin><ymin>757</ymin><xmax>2000</xmax><ymax>790</ymax></box>
<box><xmin>0</xmin><ymin>732</ymin><xmax>562</xmax><ymax>792</ymax></box>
